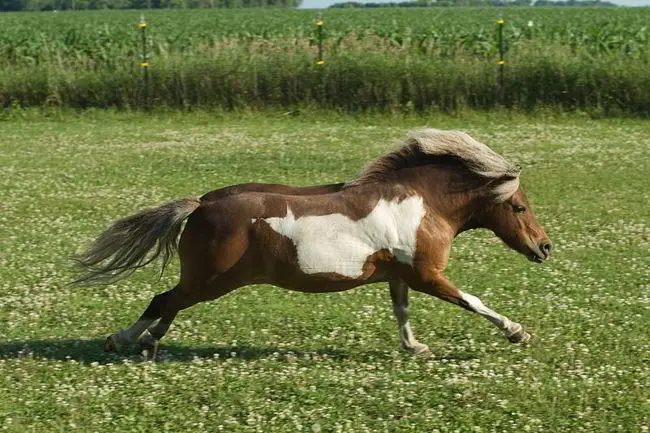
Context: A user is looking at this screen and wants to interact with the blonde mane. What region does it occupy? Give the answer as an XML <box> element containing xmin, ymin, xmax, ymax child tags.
<box><xmin>346</xmin><ymin>128</ymin><xmax>520</xmax><ymax>202</ymax></box>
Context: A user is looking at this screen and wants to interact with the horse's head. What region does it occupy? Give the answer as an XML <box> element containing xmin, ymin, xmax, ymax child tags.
<box><xmin>476</xmin><ymin>186</ymin><xmax>552</xmax><ymax>263</ymax></box>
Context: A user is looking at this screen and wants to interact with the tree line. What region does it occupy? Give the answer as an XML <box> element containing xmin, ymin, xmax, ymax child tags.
<box><xmin>0</xmin><ymin>0</ymin><xmax>301</xmax><ymax>11</ymax></box>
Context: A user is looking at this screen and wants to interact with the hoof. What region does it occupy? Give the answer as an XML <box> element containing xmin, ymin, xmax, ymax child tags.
<box><xmin>138</xmin><ymin>332</ymin><xmax>159</xmax><ymax>361</ymax></box>
<box><xmin>507</xmin><ymin>326</ymin><xmax>532</xmax><ymax>345</ymax></box>
<box><xmin>404</xmin><ymin>343</ymin><xmax>432</xmax><ymax>357</ymax></box>
<box><xmin>104</xmin><ymin>335</ymin><xmax>119</xmax><ymax>352</ymax></box>
<box><xmin>140</xmin><ymin>340</ymin><xmax>159</xmax><ymax>361</ymax></box>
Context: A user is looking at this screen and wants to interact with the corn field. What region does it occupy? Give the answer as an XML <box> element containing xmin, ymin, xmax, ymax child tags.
<box><xmin>0</xmin><ymin>7</ymin><xmax>649</xmax><ymax>113</ymax></box>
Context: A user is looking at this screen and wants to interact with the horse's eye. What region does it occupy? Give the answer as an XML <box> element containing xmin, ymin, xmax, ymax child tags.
<box><xmin>514</xmin><ymin>205</ymin><xmax>527</xmax><ymax>213</ymax></box>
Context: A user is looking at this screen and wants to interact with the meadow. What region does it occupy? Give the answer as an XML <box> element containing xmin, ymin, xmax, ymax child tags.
<box><xmin>1</xmin><ymin>7</ymin><xmax>650</xmax><ymax>113</ymax></box>
<box><xmin>0</xmin><ymin>110</ymin><xmax>648</xmax><ymax>432</ymax></box>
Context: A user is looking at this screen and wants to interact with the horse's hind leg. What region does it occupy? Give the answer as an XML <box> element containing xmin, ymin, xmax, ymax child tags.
<box><xmin>134</xmin><ymin>285</ymin><xmax>192</xmax><ymax>358</ymax></box>
<box><xmin>144</xmin><ymin>311</ymin><xmax>178</xmax><ymax>344</ymax></box>
<box><xmin>135</xmin><ymin>287</ymin><xmax>202</xmax><ymax>357</ymax></box>
<box><xmin>135</xmin><ymin>276</ymin><xmax>242</xmax><ymax>357</ymax></box>
<box><xmin>136</xmin><ymin>313</ymin><xmax>180</xmax><ymax>360</ymax></box>
<box><xmin>104</xmin><ymin>283</ymin><xmax>204</xmax><ymax>355</ymax></box>
<box><xmin>105</xmin><ymin>215</ymin><xmax>252</xmax><ymax>357</ymax></box>
<box><xmin>389</xmin><ymin>280</ymin><xmax>430</xmax><ymax>356</ymax></box>
<box><xmin>103</xmin><ymin>284</ymin><xmax>185</xmax><ymax>354</ymax></box>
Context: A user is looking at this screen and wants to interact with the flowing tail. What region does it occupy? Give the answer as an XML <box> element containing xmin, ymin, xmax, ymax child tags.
<box><xmin>73</xmin><ymin>197</ymin><xmax>201</xmax><ymax>285</ymax></box>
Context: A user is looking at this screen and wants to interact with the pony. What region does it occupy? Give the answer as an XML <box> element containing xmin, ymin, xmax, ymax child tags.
<box><xmin>74</xmin><ymin>129</ymin><xmax>551</xmax><ymax>358</ymax></box>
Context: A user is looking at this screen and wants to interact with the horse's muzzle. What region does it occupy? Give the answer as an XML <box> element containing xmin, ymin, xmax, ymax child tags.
<box><xmin>531</xmin><ymin>241</ymin><xmax>552</xmax><ymax>263</ymax></box>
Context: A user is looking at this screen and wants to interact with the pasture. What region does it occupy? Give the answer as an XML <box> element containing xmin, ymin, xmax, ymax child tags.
<box><xmin>0</xmin><ymin>110</ymin><xmax>649</xmax><ymax>432</ymax></box>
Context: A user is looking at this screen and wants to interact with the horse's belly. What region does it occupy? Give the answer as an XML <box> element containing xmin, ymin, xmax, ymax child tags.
<box><xmin>267</xmin><ymin>268</ymin><xmax>389</xmax><ymax>293</ymax></box>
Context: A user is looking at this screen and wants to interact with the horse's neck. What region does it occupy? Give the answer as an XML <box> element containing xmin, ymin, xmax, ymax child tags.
<box><xmin>456</xmin><ymin>195</ymin><xmax>496</xmax><ymax>235</ymax></box>
<box><xmin>402</xmin><ymin>169</ymin><xmax>484</xmax><ymax>234</ymax></box>
<box><xmin>457</xmin><ymin>214</ymin><xmax>482</xmax><ymax>234</ymax></box>
<box><xmin>341</xmin><ymin>175</ymin><xmax>482</xmax><ymax>238</ymax></box>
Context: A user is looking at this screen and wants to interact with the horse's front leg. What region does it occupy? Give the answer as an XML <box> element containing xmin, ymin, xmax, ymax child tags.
<box><xmin>410</xmin><ymin>272</ymin><xmax>530</xmax><ymax>344</ymax></box>
<box><xmin>389</xmin><ymin>279</ymin><xmax>430</xmax><ymax>355</ymax></box>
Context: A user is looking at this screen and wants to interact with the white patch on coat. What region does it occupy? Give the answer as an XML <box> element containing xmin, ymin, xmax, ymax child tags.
<box><xmin>261</xmin><ymin>196</ymin><xmax>426</xmax><ymax>278</ymax></box>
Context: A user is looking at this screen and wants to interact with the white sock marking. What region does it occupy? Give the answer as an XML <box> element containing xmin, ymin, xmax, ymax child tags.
<box><xmin>261</xmin><ymin>196</ymin><xmax>426</xmax><ymax>278</ymax></box>
<box><xmin>117</xmin><ymin>319</ymin><xmax>154</xmax><ymax>344</ymax></box>
<box><xmin>400</xmin><ymin>322</ymin><xmax>417</xmax><ymax>347</ymax></box>
<box><xmin>459</xmin><ymin>291</ymin><xmax>520</xmax><ymax>336</ymax></box>
<box><xmin>393</xmin><ymin>305</ymin><xmax>424</xmax><ymax>349</ymax></box>
<box><xmin>148</xmin><ymin>320</ymin><xmax>173</xmax><ymax>339</ymax></box>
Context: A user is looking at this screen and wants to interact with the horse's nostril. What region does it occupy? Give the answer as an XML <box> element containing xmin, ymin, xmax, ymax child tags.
<box><xmin>541</xmin><ymin>243</ymin><xmax>552</xmax><ymax>255</ymax></box>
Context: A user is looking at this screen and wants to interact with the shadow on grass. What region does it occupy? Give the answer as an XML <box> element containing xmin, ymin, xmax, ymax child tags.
<box><xmin>0</xmin><ymin>338</ymin><xmax>338</xmax><ymax>364</ymax></box>
<box><xmin>0</xmin><ymin>338</ymin><xmax>479</xmax><ymax>364</ymax></box>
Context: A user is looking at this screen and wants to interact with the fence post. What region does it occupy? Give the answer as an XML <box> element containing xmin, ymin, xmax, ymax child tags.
<box><xmin>496</xmin><ymin>18</ymin><xmax>506</xmax><ymax>106</ymax></box>
<box><xmin>137</xmin><ymin>15</ymin><xmax>151</xmax><ymax>110</ymax></box>
<box><xmin>313</xmin><ymin>15</ymin><xmax>325</xmax><ymax>65</ymax></box>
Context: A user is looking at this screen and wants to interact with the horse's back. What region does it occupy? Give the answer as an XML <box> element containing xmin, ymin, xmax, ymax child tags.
<box><xmin>180</xmin><ymin>190</ymin><xmax>327</xmax><ymax>262</ymax></box>
<box><xmin>199</xmin><ymin>182</ymin><xmax>344</xmax><ymax>203</ymax></box>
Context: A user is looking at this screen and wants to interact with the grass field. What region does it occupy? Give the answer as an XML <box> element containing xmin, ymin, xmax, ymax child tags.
<box><xmin>0</xmin><ymin>110</ymin><xmax>649</xmax><ymax>432</ymax></box>
<box><xmin>2</xmin><ymin>8</ymin><xmax>649</xmax><ymax>64</ymax></box>
<box><xmin>2</xmin><ymin>8</ymin><xmax>650</xmax><ymax>113</ymax></box>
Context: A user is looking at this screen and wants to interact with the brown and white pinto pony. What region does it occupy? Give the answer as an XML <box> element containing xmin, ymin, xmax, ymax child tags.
<box><xmin>74</xmin><ymin>129</ymin><xmax>551</xmax><ymax>357</ymax></box>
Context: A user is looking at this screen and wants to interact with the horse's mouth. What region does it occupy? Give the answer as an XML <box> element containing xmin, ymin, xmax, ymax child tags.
<box><xmin>529</xmin><ymin>244</ymin><xmax>549</xmax><ymax>263</ymax></box>
<box><xmin>530</xmin><ymin>253</ymin><xmax>545</xmax><ymax>263</ymax></box>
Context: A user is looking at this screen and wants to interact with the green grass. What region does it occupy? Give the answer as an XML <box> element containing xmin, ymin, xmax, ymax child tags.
<box><xmin>0</xmin><ymin>110</ymin><xmax>649</xmax><ymax>432</ymax></box>
<box><xmin>2</xmin><ymin>8</ymin><xmax>649</xmax><ymax>64</ymax></box>
<box><xmin>1</xmin><ymin>8</ymin><xmax>650</xmax><ymax>113</ymax></box>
